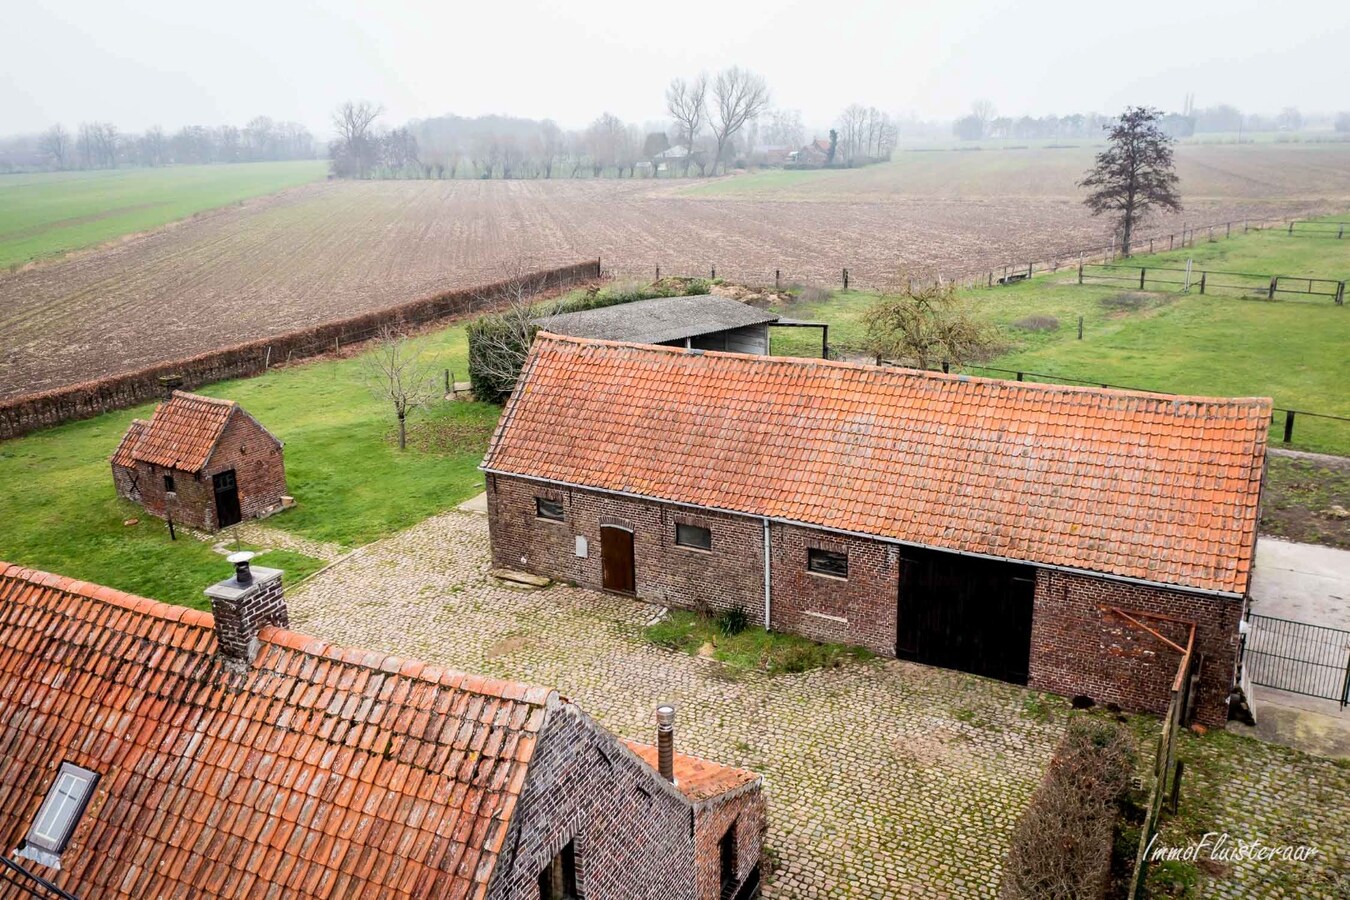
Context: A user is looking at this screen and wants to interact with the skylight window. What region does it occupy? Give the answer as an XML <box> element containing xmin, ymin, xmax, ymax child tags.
<box><xmin>16</xmin><ymin>763</ymin><xmax>99</xmax><ymax>867</ymax></box>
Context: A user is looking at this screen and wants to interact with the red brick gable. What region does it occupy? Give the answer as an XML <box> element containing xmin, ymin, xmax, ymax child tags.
<box><xmin>484</xmin><ymin>334</ymin><xmax>1270</xmax><ymax>596</ymax></box>
<box><xmin>0</xmin><ymin>562</ymin><xmax>553</xmax><ymax>899</ymax></box>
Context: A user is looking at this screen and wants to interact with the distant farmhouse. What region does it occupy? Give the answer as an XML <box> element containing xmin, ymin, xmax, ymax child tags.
<box><xmin>111</xmin><ymin>391</ymin><xmax>287</xmax><ymax>531</ymax></box>
<box><xmin>0</xmin><ymin>557</ymin><xmax>765</xmax><ymax>899</ymax></box>
<box><xmin>483</xmin><ymin>335</ymin><xmax>1270</xmax><ymax>727</ymax></box>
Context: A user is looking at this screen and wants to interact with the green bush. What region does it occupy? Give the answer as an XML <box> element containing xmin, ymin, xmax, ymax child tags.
<box><xmin>714</xmin><ymin>605</ymin><xmax>749</xmax><ymax>637</ymax></box>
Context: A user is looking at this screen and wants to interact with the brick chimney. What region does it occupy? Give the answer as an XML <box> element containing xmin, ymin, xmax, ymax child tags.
<box><xmin>203</xmin><ymin>551</ymin><xmax>288</xmax><ymax>670</ymax></box>
<box><xmin>656</xmin><ymin>703</ymin><xmax>676</xmax><ymax>783</ymax></box>
<box><xmin>157</xmin><ymin>374</ymin><xmax>184</xmax><ymax>399</ymax></box>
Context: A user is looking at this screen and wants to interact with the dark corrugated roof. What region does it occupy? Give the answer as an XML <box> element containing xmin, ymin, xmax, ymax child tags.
<box><xmin>533</xmin><ymin>295</ymin><xmax>779</xmax><ymax>345</ymax></box>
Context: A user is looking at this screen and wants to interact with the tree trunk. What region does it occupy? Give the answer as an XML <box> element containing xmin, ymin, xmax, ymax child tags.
<box><xmin>398</xmin><ymin>413</ymin><xmax>407</xmax><ymax>450</ymax></box>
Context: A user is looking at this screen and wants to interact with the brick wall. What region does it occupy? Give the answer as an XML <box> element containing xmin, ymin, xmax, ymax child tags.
<box><xmin>692</xmin><ymin>786</ymin><xmax>767</xmax><ymax>900</ymax></box>
<box><xmin>1028</xmin><ymin>571</ymin><xmax>1243</xmax><ymax>727</ymax></box>
<box><xmin>122</xmin><ymin>461</ymin><xmax>217</xmax><ymax>531</ymax></box>
<box><xmin>204</xmin><ymin>411</ymin><xmax>288</xmax><ymax>523</ymax></box>
<box><xmin>487</xmin><ymin>703</ymin><xmax>698</xmax><ymax>899</ymax></box>
<box><xmin>0</xmin><ymin>261</ymin><xmax>600</xmax><ymax>441</ymax></box>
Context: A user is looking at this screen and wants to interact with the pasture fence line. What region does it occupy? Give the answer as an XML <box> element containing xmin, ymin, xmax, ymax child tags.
<box><xmin>0</xmin><ymin>260</ymin><xmax>601</xmax><ymax>441</ymax></box>
<box><xmin>1077</xmin><ymin>263</ymin><xmax>1344</xmax><ymax>304</ymax></box>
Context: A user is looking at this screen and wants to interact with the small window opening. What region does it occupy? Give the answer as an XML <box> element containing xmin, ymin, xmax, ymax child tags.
<box><xmin>537</xmin><ymin>840</ymin><xmax>579</xmax><ymax>899</ymax></box>
<box><xmin>807</xmin><ymin>548</ymin><xmax>848</xmax><ymax>579</ymax></box>
<box><xmin>536</xmin><ymin>497</ymin><xmax>565</xmax><ymax>522</ymax></box>
<box><xmin>18</xmin><ymin>762</ymin><xmax>99</xmax><ymax>866</ymax></box>
<box><xmin>719</xmin><ymin>822</ymin><xmax>739</xmax><ymax>894</ymax></box>
<box><xmin>675</xmin><ymin>522</ymin><xmax>712</xmax><ymax>551</ymax></box>
<box><xmin>163</xmin><ymin>474</ymin><xmax>175</xmax><ymax>494</ymax></box>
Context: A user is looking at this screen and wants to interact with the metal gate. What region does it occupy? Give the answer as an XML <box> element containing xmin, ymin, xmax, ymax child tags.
<box><xmin>1243</xmin><ymin>614</ymin><xmax>1350</xmax><ymax>707</ymax></box>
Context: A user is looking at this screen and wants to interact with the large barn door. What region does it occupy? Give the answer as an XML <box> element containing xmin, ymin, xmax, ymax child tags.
<box><xmin>896</xmin><ymin>549</ymin><xmax>1034</xmax><ymax>684</ymax></box>
<box><xmin>600</xmin><ymin>526</ymin><xmax>636</xmax><ymax>595</ymax></box>
<box><xmin>213</xmin><ymin>470</ymin><xmax>242</xmax><ymax>528</ymax></box>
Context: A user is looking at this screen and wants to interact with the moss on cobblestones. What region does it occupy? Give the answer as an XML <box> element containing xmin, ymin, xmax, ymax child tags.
<box><xmin>644</xmin><ymin>609</ymin><xmax>875</xmax><ymax>675</ymax></box>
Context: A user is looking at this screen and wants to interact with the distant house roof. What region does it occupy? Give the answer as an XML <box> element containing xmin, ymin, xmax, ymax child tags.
<box><xmin>0</xmin><ymin>561</ymin><xmax>551</xmax><ymax>898</ymax></box>
<box><xmin>484</xmin><ymin>335</ymin><xmax>1271</xmax><ymax>596</ymax></box>
<box><xmin>653</xmin><ymin>145</ymin><xmax>690</xmax><ymax>159</ymax></box>
<box><xmin>113</xmin><ymin>391</ymin><xmax>278</xmax><ymax>473</ymax></box>
<box><xmin>533</xmin><ymin>295</ymin><xmax>779</xmax><ymax>346</ymax></box>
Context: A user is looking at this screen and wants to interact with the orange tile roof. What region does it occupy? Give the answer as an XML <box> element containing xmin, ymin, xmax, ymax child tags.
<box><xmin>0</xmin><ymin>561</ymin><xmax>555</xmax><ymax>899</ymax></box>
<box><xmin>484</xmin><ymin>334</ymin><xmax>1271</xmax><ymax>596</ymax></box>
<box><xmin>119</xmin><ymin>391</ymin><xmax>244</xmax><ymax>472</ymax></box>
<box><xmin>109</xmin><ymin>418</ymin><xmax>148</xmax><ymax>469</ymax></box>
<box><xmin>621</xmin><ymin>741</ymin><xmax>760</xmax><ymax>804</ymax></box>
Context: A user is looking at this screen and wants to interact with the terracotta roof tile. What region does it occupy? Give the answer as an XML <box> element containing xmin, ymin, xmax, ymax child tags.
<box><xmin>485</xmin><ymin>334</ymin><xmax>1270</xmax><ymax>595</ymax></box>
<box><xmin>622</xmin><ymin>741</ymin><xmax>760</xmax><ymax>803</ymax></box>
<box><xmin>0</xmin><ymin>563</ymin><xmax>557</xmax><ymax>899</ymax></box>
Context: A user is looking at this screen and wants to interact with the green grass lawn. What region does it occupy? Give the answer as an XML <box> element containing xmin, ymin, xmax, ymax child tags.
<box><xmin>0</xmin><ymin>318</ymin><xmax>497</xmax><ymax>606</ymax></box>
<box><xmin>0</xmin><ymin>161</ymin><xmax>325</xmax><ymax>269</ymax></box>
<box><xmin>769</xmin><ymin>216</ymin><xmax>1350</xmax><ymax>453</ymax></box>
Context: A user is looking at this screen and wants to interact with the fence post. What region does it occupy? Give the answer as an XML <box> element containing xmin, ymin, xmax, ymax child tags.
<box><xmin>1027</xmin><ymin>262</ymin><xmax>1033</xmax><ymax>278</ymax></box>
<box><xmin>1340</xmin><ymin>224</ymin><xmax>1345</xmax><ymax>240</ymax></box>
<box><xmin>1226</xmin><ymin>222</ymin><xmax>1231</xmax><ymax>239</ymax></box>
<box><xmin>1168</xmin><ymin>760</ymin><xmax>1185</xmax><ymax>815</ymax></box>
<box><xmin>1243</xmin><ymin>219</ymin><xmax>1248</xmax><ymax>233</ymax></box>
<box><xmin>710</xmin><ymin>265</ymin><xmax>716</xmax><ymax>279</ymax></box>
<box><xmin>843</xmin><ymin>268</ymin><xmax>849</xmax><ymax>290</ymax></box>
<box><xmin>1283</xmin><ymin>410</ymin><xmax>1295</xmax><ymax>443</ymax></box>
<box><xmin>1169</xmin><ymin>234</ymin><xmax>1174</xmax><ymax>251</ymax></box>
<box><xmin>444</xmin><ymin>369</ymin><xmax>450</xmax><ymax>393</ymax></box>
<box><xmin>988</xmin><ymin>271</ymin><xmax>993</xmax><ymax>288</ymax></box>
<box><xmin>1078</xmin><ymin>261</ymin><xmax>1084</xmax><ymax>285</ymax></box>
<box><xmin>1269</xmin><ymin>277</ymin><xmax>1277</xmax><ymax>300</ymax></box>
<box><xmin>1199</xmin><ymin>272</ymin><xmax>1206</xmax><ymax>295</ymax></box>
<box><xmin>942</xmin><ymin>360</ymin><xmax>949</xmax><ymax>374</ymax></box>
<box><xmin>1288</xmin><ymin>221</ymin><xmax>1294</xmax><ymax>235</ymax></box>
<box><xmin>1209</xmin><ymin>225</ymin><xmax>1214</xmax><ymax>242</ymax></box>
<box><xmin>1078</xmin><ymin>316</ymin><xmax>1084</xmax><ymax>340</ymax></box>
<box><xmin>1338</xmin><ymin>281</ymin><xmax>1345</xmax><ymax>305</ymax></box>
<box><xmin>1140</xmin><ymin>267</ymin><xmax>1146</xmax><ymax>290</ymax></box>
<box><xmin>655</xmin><ymin>265</ymin><xmax>660</xmax><ymax>281</ymax></box>
<box><xmin>1149</xmin><ymin>238</ymin><xmax>1154</xmax><ymax>254</ymax></box>
<box><xmin>775</xmin><ymin>269</ymin><xmax>780</xmax><ymax>289</ymax></box>
<box><xmin>1016</xmin><ymin>371</ymin><xmax>1024</xmax><ymax>381</ymax></box>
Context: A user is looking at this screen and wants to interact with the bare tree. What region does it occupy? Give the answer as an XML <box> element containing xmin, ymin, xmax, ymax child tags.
<box><xmin>466</xmin><ymin>261</ymin><xmax>572</xmax><ymax>402</ymax></box>
<box><xmin>838</xmin><ymin>104</ymin><xmax>867</xmax><ymax>166</ymax></box>
<box><xmin>585</xmin><ymin>113</ymin><xmax>625</xmax><ymax>176</ymax></box>
<box><xmin>710</xmin><ymin>67</ymin><xmax>769</xmax><ymax>175</ymax></box>
<box><xmin>863</xmin><ymin>278</ymin><xmax>1000</xmax><ymax>369</ymax></box>
<box><xmin>331</xmin><ymin>101</ymin><xmax>384</xmax><ymax>178</ymax></box>
<box><xmin>1079</xmin><ymin>107</ymin><xmax>1182</xmax><ymax>256</ymax></box>
<box><xmin>39</xmin><ymin>125</ymin><xmax>69</xmax><ymax>169</ymax></box>
<box><xmin>364</xmin><ymin>326</ymin><xmax>439</xmax><ymax>450</ymax></box>
<box><xmin>665</xmin><ymin>75</ymin><xmax>708</xmax><ymax>176</ymax></box>
<box><xmin>972</xmin><ymin>100</ymin><xmax>996</xmax><ymax>135</ymax></box>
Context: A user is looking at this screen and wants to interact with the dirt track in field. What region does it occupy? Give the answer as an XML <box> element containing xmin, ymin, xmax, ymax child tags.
<box><xmin>0</xmin><ymin>173</ymin><xmax>1334</xmax><ymax>399</ymax></box>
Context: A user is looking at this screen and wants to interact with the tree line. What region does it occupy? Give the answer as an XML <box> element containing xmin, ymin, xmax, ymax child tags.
<box><xmin>0</xmin><ymin>117</ymin><xmax>316</xmax><ymax>172</ymax></box>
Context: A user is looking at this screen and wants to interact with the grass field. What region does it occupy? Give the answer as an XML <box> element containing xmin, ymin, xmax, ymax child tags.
<box><xmin>0</xmin><ymin>161</ymin><xmax>325</xmax><ymax>269</ymax></box>
<box><xmin>769</xmin><ymin>217</ymin><xmax>1350</xmax><ymax>453</ymax></box>
<box><xmin>0</xmin><ymin>318</ymin><xmax>496</xmax><ymax>606</ymax></box>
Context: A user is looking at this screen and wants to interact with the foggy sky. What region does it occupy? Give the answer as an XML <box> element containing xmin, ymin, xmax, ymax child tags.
<box><xmin>5</xmin><ymin>0</ymin><xmax>1348</xmax><ymax>137</ymax></box>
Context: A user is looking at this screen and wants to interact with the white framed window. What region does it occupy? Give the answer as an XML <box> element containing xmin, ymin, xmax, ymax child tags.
<box><xmin>23</xmin><ymin>762</ymin><xmax>99</xmax><ymax>857</ymax></box>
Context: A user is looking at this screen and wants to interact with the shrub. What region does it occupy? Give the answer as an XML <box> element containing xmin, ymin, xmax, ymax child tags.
<box><xmin>1000</xmin><ymin>717</ymin><xmax>1136</xmax><ymax>900</ymax></box>
<box><xmin>714</xmin><ymin>605</ymin><xmax>749</xmax><ymax>637</ymax></box>
<box><xmin>1013</xmin><ymin>315</ymin><xmax>1059</xmax><ymax>332</ymax></box>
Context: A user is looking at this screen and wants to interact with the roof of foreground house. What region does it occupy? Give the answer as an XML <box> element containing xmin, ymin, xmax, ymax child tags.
<box><xmin>533</xmin><ymin>295</ymin><xmax>779</xmax><ymax>346</ymax></box>
<box><xmin>484</xmin><ymin>334</ymin><xmax>1272</xmax><ymax>596</ymax></box>
<box><xmin>111</xmin><ymin>391</ymin><xmax>277</xmax><ymax>473</ymax></box>
<box><xmin>622</xmin><ymin>741</ymin><xmax>760</xmax><ymax>804</ymax></box>
<box><xmin>0</xmin><ymin>562</ymin><xmax>553</xmax><ymax>899</ymax></box>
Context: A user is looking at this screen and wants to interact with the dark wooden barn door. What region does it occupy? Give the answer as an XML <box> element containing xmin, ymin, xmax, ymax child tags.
<box><xmin>896</xmin><ymin>548</ymin><xmax>1035</xmax><ymax>684</ymax></box>
<box><xmin>600</xmin><ymin>526</ymin><xmax>635</xmax><ymax>595</ymax></box>
<box><xmin>213</xmin><ymin>470</ymin><xmax>242</xmax><ymax>528</ymax></box>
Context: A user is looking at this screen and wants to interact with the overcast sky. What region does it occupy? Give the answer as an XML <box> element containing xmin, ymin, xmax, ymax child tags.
<box><xmin>5</xmin><ymin>0</ymin><xmax>1348</xmax><ymax>138</ymax></box>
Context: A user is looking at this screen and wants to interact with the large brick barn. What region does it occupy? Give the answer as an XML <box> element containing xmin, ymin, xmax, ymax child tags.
<box><xmin>111</xmin><ymin>390</ymin><xmax>287</xmax><ymax>531</ymax></box>
<box><xmin>0</xmin><ymin>558</ymin><xmax>764</xmax><ymax>899</ymax></box>
<box><xmin>483</xmin><ymin>334</ymin><xmax>1271</xmax><ymax>726</ymax></box>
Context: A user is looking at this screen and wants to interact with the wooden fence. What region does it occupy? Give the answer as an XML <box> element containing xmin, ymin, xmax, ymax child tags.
<box><xmin>1078</xmin><ymin>263</ymin><xmax>1345</xmax><ymax>304</ymax></box>
<box><xmin>0</xmin><ymin>260</ymin><xmax>601</xmax><ymax>440</ymax></box>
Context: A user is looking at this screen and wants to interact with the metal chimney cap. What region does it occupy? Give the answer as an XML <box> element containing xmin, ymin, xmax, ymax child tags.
<box><xmin>656</xmin><ymin>704</ymin><xmax>676</xmax><ymax>726</ymax></box>
<box><xmin>227</xmin><ymin>551</ymin><xmax>256</xmax><ymax>566</ymax></box>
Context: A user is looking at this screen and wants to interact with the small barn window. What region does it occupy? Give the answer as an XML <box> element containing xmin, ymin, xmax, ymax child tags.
<box><xmin>536</xmin><ymin>498</ymin><xmax>565</xmax><ymax>522</ymax></box>
<box><xmin>163</xmin><ymin>474</ymin><xmax>175</xmax><ymax>493</ymax></box>
<box><xmin>22</xmin><ymin>762</ymin><xmax>99</xmax><ymax>858</ymax></box>
<box><xmin>675</xmin><ymin>523</ymin><xmax>712</xmax><ymax>551</ymax></box>
<box><xmin>808</xmin><ymin>548</ymin><xmax>848</xmax><ymax>579</ymax></box>
<box><xmin>537</xmin><ymin>840</ymin><xmax>579</xmax><ymax>899</ymax></box>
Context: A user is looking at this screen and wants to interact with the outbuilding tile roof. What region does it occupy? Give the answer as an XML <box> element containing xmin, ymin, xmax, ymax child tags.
<box><xmin>485</xmin><ymin>334</ymin><xmax>1271</xmax><ymax>596</ymax></box>
<box><xmin>533</xmin><ymin>294</ymin><xmax>779</xmax><ymax>346</ymax></box>
<box><xmin>622</xmin><ymin>741</ymin><xmax>760</xmax><ymax>804</ymax></box>
<box><xmin>0</xmin><ymin>562</ymin><xmax>554</xmax><ymax>899</ymax></box>
<box><xmin>117</xmin><ymin>391</ymin><xmax>244</xmax><ymax>472</ymax></box>
<box><xmin>109</xmin><ymin>418</ymin><xmax>148</xmax><ymax>469</ymax></box>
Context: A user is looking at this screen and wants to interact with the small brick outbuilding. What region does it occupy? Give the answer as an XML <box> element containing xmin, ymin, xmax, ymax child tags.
<box><xmin>483</xmin><ymin>333</ymin><xmax>1272</xmax><ymax>727</ymax></box>
<box><xmin>111</xmin><ymin>391</ymin><xmax>287</xmax><ymax>531</ymax></box>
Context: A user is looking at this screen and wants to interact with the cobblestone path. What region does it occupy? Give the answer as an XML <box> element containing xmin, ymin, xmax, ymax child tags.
<box><xmin>292</xmin><ymin>510</ymin><xmax>1064</xmax><ymax>898</ymax></box>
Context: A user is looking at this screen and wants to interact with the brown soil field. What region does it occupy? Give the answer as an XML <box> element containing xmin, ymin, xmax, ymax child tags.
<box><xmin>3</xmin><ymin>142</ymin><xmax>1348</xmax><ymax>400</ymax></box>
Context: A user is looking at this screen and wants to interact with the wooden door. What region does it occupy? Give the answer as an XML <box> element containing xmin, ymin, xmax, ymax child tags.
<box><xmin>213</xmin><ymin>470</ymin><xmax>242</xmax><ymax>528</ymax></box>
<box><xmin>600</xmin><ymin>526</ymin><xmax>635</xmax><ymax>595</ymax></box>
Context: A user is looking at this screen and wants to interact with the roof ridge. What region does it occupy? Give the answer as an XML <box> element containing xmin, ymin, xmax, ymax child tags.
<box><xmin>532</xmin><ymin>332</ymin><xmax>1273</xmax><ymax>409</ymax></box>
<box><xmin>170</xmin><ymin>390</ymin><xmax>237</xmax><ymax>407</ymax></box>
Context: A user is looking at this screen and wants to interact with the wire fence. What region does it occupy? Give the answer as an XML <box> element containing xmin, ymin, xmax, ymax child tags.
<box><xmin>1077</xmin><ymin>263</ymin><xmax>1344</xmax><ymax>303</ymax></box>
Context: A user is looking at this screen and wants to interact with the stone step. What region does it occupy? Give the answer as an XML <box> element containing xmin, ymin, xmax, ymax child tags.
<box><xmin>489</xmin><ymin>568</ymin><xmax>551</xmax><ymax>589</ymax></box>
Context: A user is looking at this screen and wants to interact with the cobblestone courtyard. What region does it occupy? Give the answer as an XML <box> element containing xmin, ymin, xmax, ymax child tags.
<box><xmin>292</xmin><ymin>509</ymin><xmax>1066</xmax><ymax>898</ymax></box>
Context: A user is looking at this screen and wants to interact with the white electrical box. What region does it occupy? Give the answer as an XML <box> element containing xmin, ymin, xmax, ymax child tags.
<box><xmin>575</xmin><ymin>536</ymin><xmax>588</xmax><ymax>558</ymax></box>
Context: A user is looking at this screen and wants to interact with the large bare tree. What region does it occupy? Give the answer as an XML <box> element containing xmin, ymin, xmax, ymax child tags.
<box><xmin>710</xmin><ymin>67</ymin><xmax>769</xmax><ymax>175</ymax></box>
<box><xmin>665</xmin><ymin>75</ymin><xmax>708</xmax><ymax>176</ymax></box>
<box><xmin>39</xmin><ymin>124</ymin><xmax>70</xmax><ymax>169</ymax></box>
<box><xmin>364</xmin><ymin>326</ymin><xmax>438</xmax><ymax>450</ymax></box>
<box><xmin>331</xmin><ymin>101</ymin><xmax>384</xmax><ymax>178</ymax></box>
<box><xmin>1079</xmin><ymin>107</ymin><xmax>1182</xmax><ymax>256</ymax></box>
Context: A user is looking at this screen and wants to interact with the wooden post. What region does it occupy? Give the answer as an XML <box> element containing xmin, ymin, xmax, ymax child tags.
<box><xmin>1199</xmin><ymin>272</ymin><xmax>1206</xmax><ymax>295</ymax></box>
<box><xmin>1016</xmin><ymin>371</ymin><xmax>1024</xmax><ymax>381</ymax></box>
<box><xmin>1269</xmin><ymin>277</ymin><xmax>1277</xmax><ymax>300</ymax></box>
<box><xmin>988</xmin><ymin>271</ymin><xmax>993</xmax><ymax>288</ymax></box>
<box><xmin>775</xmin><ymin>269</ymin><xmax>780</xmax><ymax>289</ymax></box>
<box><xmin>1078</xmin><ymin>261</ymin><xmax>1084</xmax><ymax>285</ymax></box>
<box><xmin>444</xmin><ymin>369</ymin><xmax>450</xmax><ymax>393</ymax></box>
<box><xmin>1078</xmin><ymin>316</ymin><xmax>1084</xmax><ymax>340</ymax></box>
<box><xmin>942</xmin><ymin>360</ymin><xmax>949</xmax><ymax>374</ymax></box>
<box><xmin>710</xmin><ymin>265</ymin><xmax>716</xmax><ymax>279</ymax></box>
<box><xmin>1140</xmin><ymin>268</ymin><xmax>1146</xmax><ymax>290</ymax></box>
<box><xmin>1283</xmin><ymin>410</ymin><xmax>1296</xmax><ymax>443</ymax></box>
<box><xmin>655</xmin><ymin>265</ymin><xmax>660</xmax><ymax>280</ymax></box>
<box><xmin>1149</xmin><ymin>238</ymin><xmax>1154</xmax><ymax>254</ymax></box>
<box><xmin>1168</xmin><ymin>760</ymin><xmax>1184</xmax><ymax>815</ymax></box>
<box><xmin>1288</xmin><ymin>221</ymin><xmax>1294</xmax><ymax>235</ymax></box>
<box><xmin>842</xmin><ymin>268</ymin><xmax>849</xmax><ymax>290</ymax></box>
<box><xmin>1226</xmin><ymin>222</ymin><xmax>1231</xmax><ymax>239</ymax></box>
<box><xmin>1208</xmin><ymin>225</ymin><xmax>1214</xmax><ymax>242</ymax></box>
<box><xmin>821</xmin><ymin>324</ymin><xmax>829</xmax><ymax>360</ymax></box>
<box><xmin>1244</xmin><ymin>219</ymin><xmax>1248</xmax><ymax>233</ymax></box>
<box><xmin>1169</xmin><ymin>234</ymin><xmax>1174</xmax><ymax>251</ymax></box>
<box><xmin>1339</xmin><ymin>224</ymin><xmax>1345</xmax><ymax>240</ymax></box>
